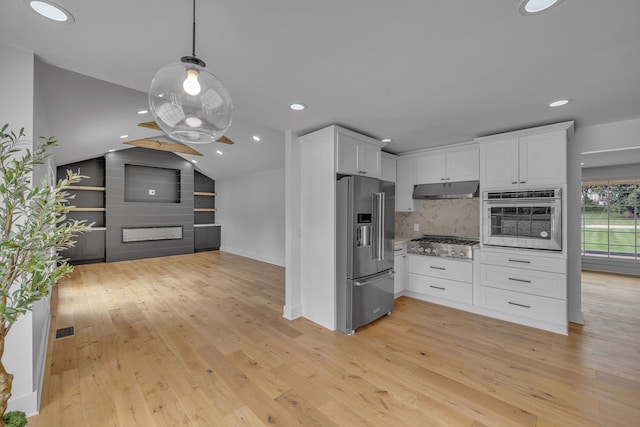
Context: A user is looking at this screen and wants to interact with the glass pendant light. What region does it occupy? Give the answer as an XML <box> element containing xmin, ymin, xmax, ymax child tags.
<box><xmin>148</xmin><ymin>0</ymin><xmax>233</xmax><ymax>144</ymax></box>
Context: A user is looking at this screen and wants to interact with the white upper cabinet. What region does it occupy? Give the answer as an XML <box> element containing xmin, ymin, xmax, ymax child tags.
<box><xmin>414</xmin><ymin>153</ymin><xmax>446</xmax><ymax>184</ymax></box>
<box><xmin>336</xmin><ymin>132</ymin><xmax>381</xmax><ymax>178</ymax></box>
<box><xmin>480</xmin><ymin>131</ymin><xmax>567</xmax><ymax>189</ymax></box>
<box><xmin>519</xmin><ymin>132</ymin><xmax>567</xmax><ymax>187</ymax></box>
<box><xmin>446</xmin><ymin>149</ymin><xmax>480</xmax><ymax>182</ymax></box>
<box><xmin>396</xmin><ymin>158</ymin><xmax>419</xmax><ymax>212</ymax></box>
<box><xmin>381</xmin><ymin>153</ymin><xmax>397</xmax><ymax>183</ymax></box>
<box><xmin>479</xmin><ymin>138</ymin><xmax>520</xmax><ymax>188</ymax></box>
<box><xmin>414</xmin><ymin>147</ymin><xmax>479</xmax><ymax>184</ymax></box>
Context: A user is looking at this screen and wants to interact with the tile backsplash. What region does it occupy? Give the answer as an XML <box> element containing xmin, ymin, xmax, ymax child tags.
<box><xmin>395</xmin><ymin>198</ymin><xmax>480</xmax><ymax>239</ymax></box>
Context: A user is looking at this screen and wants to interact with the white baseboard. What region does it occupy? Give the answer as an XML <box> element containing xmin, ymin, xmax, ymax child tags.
<box><xmin>569</xmin><ymin>308</ymin><xmax>585</xmax><ymax>325</ymax></box>
<box><xmin>220</xmin><ymin>246</ymin><xmax>284</xmax><ymax>267</ymax></box>
<box><xmin>283</xmin><ymin>304</ymin><xmax>303</xmax><ymax>320</ymax></box>
<box><xmin>7</xmin><ymin>390</ymin><xmax>38</xmax><ymax>417</ymax></box>
<box><xmin>33</xmin><ymin>314</ymin><xmax>51</xmax><ymax>411</ymax></box>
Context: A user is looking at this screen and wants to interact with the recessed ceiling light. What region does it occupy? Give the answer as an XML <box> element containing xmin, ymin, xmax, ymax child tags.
<box><xmin>25</xmin><ymin>0</ymin><xmax>75</xmax><ymax>23</ymax></box>
<box><xmin>119</xmin><ymin>134</ymin><xmax>129</xmax><ymax>139</ymax></box>
<box><xmin>580</xmin><ymin>162</ymin><xmax>585</xmax><ymax>166</ymax></box>
<box><xmin>519</xmin><ymin>0</ymin><xmax>564</xmax><ymax>15</ymax></box>
<box><xmin>137</xmin><ymin>110</ymin><xmax>148</xmax><ymax>115</ymax></box>
<box><xmin>216</xmin><ymin>150</ymin><xmax>223</xmax><ymax>156</ymax></box>
<box><xmin>191</xmin><ymin>159</ymin><xmax>197</xmax><ymax>164</ymax></box>
<box><xmin>549</xmin><ymin>99</ymin><xmax>572</xmax><ymax>108</ymax></box>
<box><xmin>381</xmin><ymin>138</ymin><xmax>392</xmax><ymax>143</ymax></box>
<box><xmin>289</xmin><ymin>103</ymin><xmax>306</xmax><ymax>111</ymax></box>
<box><xmin>252</xmin><ymin>135</ymin><xmax>261</xmax><ymax>142</ymax></box>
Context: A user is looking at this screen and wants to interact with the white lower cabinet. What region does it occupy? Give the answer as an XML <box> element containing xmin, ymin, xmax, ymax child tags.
<box><xmin>393</xmin><ymin>245</ymin><xmax>405</xmax><ymax>297</ymax></box>
<box><xmin>479</xmin><ymin>264</ymin><xmax>566</xmax><ymax>299</ymax></box>
<box><xmin>477</xmin><ymin>286</ymin><xmax>566</xmax><ymax>325</ymax></box>
<box><xmin>406</xmin><ymin>255</ymin><xmax>473</xmax><ymax>306</ymax></box>
<box><xmin>404</xmin><ymin>249</ymin><xmax>568</xmax><ymax>334</ymax></box>
<box><xmin>478</xmin><ymin>248</ymin><xmax>567</xmax><ymax>333</ymax></box>
<box><xmin>408</xmin><ymin>274</ymin><xmax>472</xmax><ymax>304</ymax></box>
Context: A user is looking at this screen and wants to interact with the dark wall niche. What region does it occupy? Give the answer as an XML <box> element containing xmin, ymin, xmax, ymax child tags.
<box><xmin>56</xmin><ymin>157</ymin><xmax>106</xmax><ymax>264</ymax></box>
<box><xmin>105</xmin><ymin>147</ymin><xmax>194</xmax><ymax>262</ymax></box>
<box><xmin>124</xmin><ymin>164</ymin><xmax>181</xmax><ymax>203</ymax></box>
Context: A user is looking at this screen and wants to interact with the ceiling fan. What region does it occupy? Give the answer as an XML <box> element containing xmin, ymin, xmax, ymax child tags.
<box><xmin>137</xmin><ymin>121</ymin><xmax>235</xmax><ymax>144</ymax></box>
<box><xmin>122</xmin><ymin>121</ymin><xmax>234</xmax><ymax>156</ymax></box>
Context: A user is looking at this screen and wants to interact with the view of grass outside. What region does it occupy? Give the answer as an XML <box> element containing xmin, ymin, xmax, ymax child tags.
<box><xmin>581</xmin><ymin>178</ymin><xmax>639</xmax><ymax>260</ymax></box>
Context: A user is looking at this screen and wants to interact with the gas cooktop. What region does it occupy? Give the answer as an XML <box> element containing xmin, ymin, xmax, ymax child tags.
<box><xmin>406</xmin><ymin>235</ymin><xmax>479</xmax><ymax>259</ymax></box>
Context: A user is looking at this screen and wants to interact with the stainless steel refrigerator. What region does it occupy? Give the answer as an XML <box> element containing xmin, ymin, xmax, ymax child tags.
<box><xmin>336</xmin><ymin>175</ymin><xmax>395</xmax><ymax>335</ymax></box>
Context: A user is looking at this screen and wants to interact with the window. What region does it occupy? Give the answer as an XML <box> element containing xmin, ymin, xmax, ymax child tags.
<box><xmin>581</xmin><ymin>178</ymin><xmax>639</xmax><ymax>260</ymax></box>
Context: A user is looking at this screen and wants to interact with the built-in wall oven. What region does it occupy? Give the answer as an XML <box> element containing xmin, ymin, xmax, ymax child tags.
<box><xmin>483</xmin><ymin>188</ymin><xmax>562</xmax><ymax>251</ymax></box>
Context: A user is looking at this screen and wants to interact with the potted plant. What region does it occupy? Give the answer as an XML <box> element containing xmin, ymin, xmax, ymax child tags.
<box><xmin>0</xmin><ymin>124</ymin><xmax>88</xmax><ymax>426</ymax></box>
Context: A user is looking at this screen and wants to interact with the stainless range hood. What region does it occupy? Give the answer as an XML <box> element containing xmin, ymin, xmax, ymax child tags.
<box><xmin>412</xmin><ymin>180</ymin><xmax>480</xmax><ymax>200</ymax></box>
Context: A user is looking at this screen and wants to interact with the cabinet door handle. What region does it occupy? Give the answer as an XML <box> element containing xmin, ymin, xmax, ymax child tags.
<box><xmin>430</xmin><ymin>266</ymin><xmax>446</xmax><ymax>271</ymax></box>
<box><xmin>446</xmin><ymin>178</ymin><xmax>451</xmax><ymax>181</ymax></box>
<box><xmin>508</xmin><ymin>277</ymin><xmax>531</xmax><ymax>283</ymax></box>
<box><xmin>508</xmin><ymin>301</ymin><xmax>531</xmax><ymax>309</ymax></box>
<box><xmin>440</xmin><ymin>178</ymin><xmax>446</xmax><ymax>181</ymax></box>
<box><xmin>508</xmin><ymin>259</ymin><xmax>531</xmax><ymax>264</ymax></box>
<box><xmin>511</xmin><ymin>181</ymin><xmax>518</xmax><ymax>184</ymax></box>
<box><xmin>430</xmin><ymin>286</ymin><xmax>445</xmax><ymax>290</ymax></box>
<box><xmin>519</xmin><ymin>181</ymin><xmax>526</xmax><ymax>184</ymax></box>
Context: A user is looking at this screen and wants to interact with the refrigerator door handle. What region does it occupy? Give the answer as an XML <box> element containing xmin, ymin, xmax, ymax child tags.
<box><xmin>372</xmin><ymin>192</ymin><xmax>385</xmax><ymax>261</ymax></box>
<box><xmin>354</xmin><ymin>270</ymin><xmax>395</xmax><ymax>287</ymax></box>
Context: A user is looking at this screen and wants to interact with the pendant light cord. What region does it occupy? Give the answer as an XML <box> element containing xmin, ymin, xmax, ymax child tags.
<box><xmin>191</xmin><ymin>0</ymin><xmax>197</xmax><ymax>57</ymax></box>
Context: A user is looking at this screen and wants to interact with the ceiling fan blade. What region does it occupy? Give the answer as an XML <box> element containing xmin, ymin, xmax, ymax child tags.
<box><xmin>138</xmin><ymin>121</ymin><xmax>235</xmax><ymax>144</ymax></box>
<box><xmin>138</xmin><ymin>121</ymin><xmax>162</xmax><ymax>131</ymax></box>
<box><xmin>218</xmin><ymin>135</ymin><xmax>235</xmax><ymax>145</ymax></box>
<box><xmin>123</xmin><ymin>138</ymin><xmax>203</xmax><ymax>156</ymax></box>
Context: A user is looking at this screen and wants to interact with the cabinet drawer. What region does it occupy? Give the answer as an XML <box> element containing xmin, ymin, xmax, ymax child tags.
<box><xmin>480</xmin><ymin>264</ymin><xmax>565</xmax><ymax>299</ymax></box>
<box><xmin>478</xmin><ymin>286</ymin><xmax>566</xmax><ymax>325</ymax></box>
<box><xmin>480</xmin><ymin>249</ymin><xmax>566</xmax><ymax>273</ymax></box>
<box><xmin>408</xmin><ymin>274</ymin><xmax>472</xmax><ymax>304</ymax></box>
<box><xmin>407</xmin><ymin>255</ymin><xmax>472</xmax><ymax>283</ymax></box>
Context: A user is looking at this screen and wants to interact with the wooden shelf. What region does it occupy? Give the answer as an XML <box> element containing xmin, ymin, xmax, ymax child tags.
<box><xmin>193</xmin><ymin>208</ymin><xmax>217</xmax><ymax>212</ymax></box>
<box><xmin>69</xmin><ymin>207</ymin><xmax>106</xmax><ymax>212</ymax></box>
<box><xmin>193</xmin><ymin>192</ymin><xmax>217</xmax><ymax>197</ymax></box>
<box><xmin>65</xmin><ymin>186</ymin><xmax>106</xmax><ymax>191</ymax></box>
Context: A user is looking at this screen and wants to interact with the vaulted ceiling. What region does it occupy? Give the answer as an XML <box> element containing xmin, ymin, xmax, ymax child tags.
<box><xmin>2</xmin><ymin>1</ymin><xmax>640</xmax><ymax>179</ymax></box>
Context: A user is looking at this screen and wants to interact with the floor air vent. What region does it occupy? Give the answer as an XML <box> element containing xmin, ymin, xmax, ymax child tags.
<box><xmin>55</xmin><ymin>326</ymin><xmax>75</xmax><ymax>339</ymax></box>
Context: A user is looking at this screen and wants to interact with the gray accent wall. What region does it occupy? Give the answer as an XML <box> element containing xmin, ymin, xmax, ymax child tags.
<box><xmin>105</xmin><ymin>147</ymin><xmax>194</xmax><ymax>262</ymax></box>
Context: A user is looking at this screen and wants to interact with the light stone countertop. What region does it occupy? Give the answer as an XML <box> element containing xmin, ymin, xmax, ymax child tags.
<box><xmin>394</xmin><ymin>237</ymin><xmax>412</xmax><ymax>245</ymax></box>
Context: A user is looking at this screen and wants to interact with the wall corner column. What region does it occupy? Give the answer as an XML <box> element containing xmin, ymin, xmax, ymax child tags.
<box><xmin>284</xmin><ymin>130</ymin><xmax>302</xmax><ymax>319</ymax></box>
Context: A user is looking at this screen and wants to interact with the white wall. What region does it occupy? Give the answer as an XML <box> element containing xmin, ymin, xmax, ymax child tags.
<box><xmin>31</xmin><ymin>62</ymin><xmax>55</xmax><ymax>410</ymax></box>
<box><xmin>574</xmin><ymin>117</ymin><xmax>640</xmax><ymax>153</ymax></box>
<box><xmin>284</xmin><ymin>131</ymin><xmax>302</xmax><ymax>319</ymax></box>
<box><xmin>0</xmin><ymin>44</ymin><xmax>39</xmax><ymax>415</ymax></box>
<box><xmin>216</xmin><ymin>167</ymin><xmax>285</xmax><ymax>266</ymax></box>
<box><xmin>570</xmin><ymin>118</ymin><xmax>640</xmax><ymax>279</ymax></box>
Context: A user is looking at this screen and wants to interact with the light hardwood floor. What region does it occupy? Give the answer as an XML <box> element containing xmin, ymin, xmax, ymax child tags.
<box><xmin>27</xmin><ymin>252</ymin><xmax>640</xmax><ymax>426</ymax></box>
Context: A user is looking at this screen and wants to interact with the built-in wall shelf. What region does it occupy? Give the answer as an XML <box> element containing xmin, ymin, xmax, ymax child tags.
<box><xmin>193</xmin><ymin>170</ymin><xmax>219</xmax><ymax>251</ymax></box>
<box><xmin>69</xmin><ymin>207</ymin><xmax>106</xmax><ymax>212</ymax></box>
<box><xmin>58</xmin><ymin>157</ymin><xmax>107</xmax><ymax>264</ymax></box>
<box><xmin>65</xmin><ymin>185</ymin><xmax>106</xmax><ymax>191</ymax></box>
